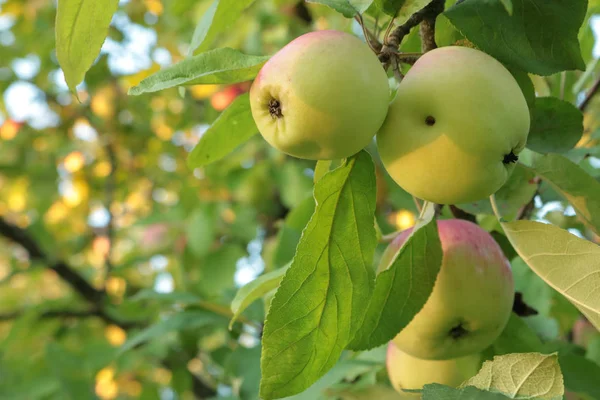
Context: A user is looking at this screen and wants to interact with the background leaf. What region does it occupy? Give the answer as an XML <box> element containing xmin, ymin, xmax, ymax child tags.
<box><xmin>187</xmin><ymin>93</ymin><xmax>258</xmax><ymax>169</ymax></box>
<box><xmin>445</xmin><ymin>0</ymin><xmax>586</xmax><ymax>75</ymax></box>
<box><xmin>55</xmin><ymin>0</ymin><xmax>119</xmax><ymax>93</ymax></box>
<box><xmin>129</xmin><ymin>48</ymin><xmax>268</xmax><ymax>95</ymax></box>
<box><xmin>422</xmin><ymin>384</ymin><xmax>511</xmax><ymax>399</ymax></box>
<box><xmin>306</xmin><ymin>0</ymin><xmax>374</xmax><ymax>18</ymax></box>
<box><xmin>189</xmin><ymin>0</ymin><xmax>256</xmax><ymax>55</ymax></box>
<box><xmin>260</xmin><ymin>151</ymin><xmax>377</xmax><ymax>399</ymax></box>
<box><xmin>527</xmin><ymin>97</ymin><xmax>584</xmax><ymax>154</ymax></box>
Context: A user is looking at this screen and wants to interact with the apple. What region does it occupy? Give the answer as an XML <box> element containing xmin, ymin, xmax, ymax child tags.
<box><xmin>386</xmin><ymin>342</ymin><xmax>481</xmax><ymax>395</ymax></box>
<box><xmin>250</xmin><ymin>30</ymin><xmax>389</xmax><ymax>160</ymax></box>
<box><xmin>380</xmin><ymin>219</ymin><xmax>514</xmax><ymax>360</ymax></box>
<box><xmin>376</xmin><ymin>46</ymin><xmax>530</xmax><ymax>204</ymax></box>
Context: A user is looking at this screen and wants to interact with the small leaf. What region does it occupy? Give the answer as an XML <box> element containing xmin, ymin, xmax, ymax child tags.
<box><xmin>499</xmin><ymin>0</ymin><xmax>512</xmax><ymax>15</ymax></box>
<box><xmin>230</xmin><ymin>265</ymin><xmax>290</xmax><ymax>329</ymax></box>
<box><xmin>461</xmin><ymin>352</ymin><xmax>564</xmax><ymax>399</ymax></box>
<box><xmin>119</xmin><ymin>311</ymin><xmax>223</xmax><ymax>354</ymax></box>
<box><xmin>501</xmin><ymin>220</ymin><xmax>600</xmax><ymax>331</ymax></box>
<box><xmin>527</xmin><ymin>97</ymin><xmax>584</xmax><ymax>154</ymax></box>
<box><xmin>189</xmin><ymin>0</ymin><xmax>256</xmax><ymax>55</ymax></box>
<box><xmin>306</xmin><ymin>0</ymin><xmax>374</xmax><ymax>18</ymax></box>
<box><xmin>259</xmin><ymin>151</ymin><xmax>377</xmax><ymax>399</ymax></box>
<box><xmin>493</xmin><ymin>313</ymin><xmax>544</xmax><ymax>355</ymax></box>
<box><xmin>187</xmin><ymin>93</ymin><xmax>258</xmax><ymax>169</ymax></box>
<box><xmin>55</xmin><ymin>0</ymin><xmax>119</xmax><ymax>93</ymax></box>
<box><xmin>523</xmin><ymin>152</ymin><xmax>600</xmax><ymax>235</ymax></box>
<box><xmin>375</xmin><ymin>0</ymin><xmax>430</xmax><ymax>23</ymax></box>
<box><xmin>456</xmin><ymin>164</ymin><xmax>537</xmax><ymax>217</ymax></box>
<box><xmin>422</xmin><ymin>384</ymin><xmax>511</xmax><ymax>400</ymax></box>
<box><xmin>445</xmin><ymin>0</ymin><xmax>586</xmax><ymax>75</ymax></box>
<box><xmin>348</xmin><ymin>202</ymin><xmax>442</xmax><ymax>350</ymax></box>
<box><xmin>186</xmin><ymin>206</ymin><xmax>216</xmax><ymax>258</ymax></box>
<box><xmin>129</xmin><ymin>48</ymin><xmax>268</xmax><ymax>95</ymax></box>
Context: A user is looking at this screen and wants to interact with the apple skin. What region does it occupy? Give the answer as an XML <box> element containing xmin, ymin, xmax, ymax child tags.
<box><xmin>386</xmin><ymin>342</ymin><xmax>482</xmax><ymax>395</ymax></box>
<box><xmin>250</xmin><ymin>30</ymin><xmax>389</xmax><ymax>160</ymax></box>
<box><xmin>376</xmin><ymin>46</ymin><xmax>530</xmax><ymax>204</ymax></box>
<box><xmin>380</xmin><ymin>219</ymin><xmax>514</xmax><ymax>360</ymax></box>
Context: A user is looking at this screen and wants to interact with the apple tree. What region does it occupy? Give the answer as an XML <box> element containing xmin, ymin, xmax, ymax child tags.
<box><xmin>0</xmin><ymin>0</ymin><xmax>600</xmax><ymax>399</ymax></box>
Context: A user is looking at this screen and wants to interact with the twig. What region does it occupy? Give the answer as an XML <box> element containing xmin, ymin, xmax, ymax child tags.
<box><xmin>103</xmin><ymin>139</ymin><xmax>117</xmax><ymax>279</ymax></box>
<box><xmin>419</xmin><ymin>0</ymin><xmax>444</xmax><ymax>52</ymax></box>
<box><xmin>579</xmin><ymin>74</ymin><xmax>600</xmax><ymax>111</ymax></box>
<box><xmin>355</xmin><ymin>14</ymin><xmax>381</xmax><ymax>53</ymax></box>
<box><xmin>516</xmin><ymin>178</ymin><xmax>541</xmax><ymax>220</ymax></box>
<box><xmin>449</xmin><ymin>205</ymin><xmax>477</xmax><ymax>223</ymax></box>
<box><xmin>379</xmin><ymin>0</ymin><xmax>445</xmax><ymax>66</ymax></box>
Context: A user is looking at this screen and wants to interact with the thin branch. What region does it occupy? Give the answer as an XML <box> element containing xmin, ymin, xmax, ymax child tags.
<box><xmin>516</xmin><ymin>177</ymin><xmax>541</xmax><ymax>220</ymax></box>
<box><xmin>103</xmin><ymin>139</ymin><xmax>117</xmax><ymax>279</ymax></box>
<box><xmin>579</xmin><ymin>74</ymin><xmax>600</xmax><ymax>111</ymax></box>
<box><xmin>355</xmin><ymin>14</ymin><xmax>381</xmax><ymax>53</ymax></box>
<box><xmin>449</xmin><ymin>205</ymin><xmax>477</xmax><ymax>223</ymax></box>
<box><xmin>379</xmin><ymin>0</ymin><xmax>445</xmax><ymax>65</ymax></box>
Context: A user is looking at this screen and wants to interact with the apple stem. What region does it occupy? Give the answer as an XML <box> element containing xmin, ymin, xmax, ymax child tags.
<box><xmin>490</xmin><ymin>194</ymin><xmax>504</xmax><ymax>223</ymax></box>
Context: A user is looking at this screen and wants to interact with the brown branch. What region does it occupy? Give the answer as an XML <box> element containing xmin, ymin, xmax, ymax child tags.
<box><xmin>449</xmin><ymin>205</ymin><xmax>477</xmax><ymax>223</ymax></box>
<box><xmin>355</xmin><ymin>14</ymin><xmax>382</xmax><ymax>53</ymax></box>
<box><xmin>419</xmin><ymin>0</ymin><xmax>443</xmax><ymax>53</ymax></box>
<box><xmin>516</xmin><ymin>178</ymin><xmax>541</xmax><ymax>220</ymax></box>
<box><xmin>379</xmin><ymin>0</ymin><xmax>445</xmax><ymax>65</ymax></box>
<box><xmin>103</xmin><ymin>139</ymin><xmax>117</xmax><ymax>279</ymax></box>
<box><xmin>579</xmin><ymin>74</ymin><xmax>600</xmax><ymax>112</ymax></box>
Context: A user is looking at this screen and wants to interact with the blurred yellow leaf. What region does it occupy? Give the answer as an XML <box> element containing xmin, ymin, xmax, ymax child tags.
<box><xmin>122</xmin><ymin>63</ymin><xmax>161</xmax><ymax>89</ymax></box>
<box><xmin>91</xmin><ymin>85</ymin><xmax>117</xmax><ymax>119</ymax></box>
<box><xmin>394</xmin><ymin>209</ymin><xmax>416</xmax><ymax>231</ymax></box>
<box><xmin>105</xmin><ymin>325</ymin><xmax>127</xmax><ymax>346</ymax></box>
<box><xmin>189</xmin><ymin>84</ymin><xmax>220</xmax><ymax>100</ymax></box>
<box><xmin>144</xmin><ymin>0</ymin><xmax>163</xmax><ymax>15</ymax></box>
<box><xmin>63</xmin><ymin>151</ymin><xmax>86</xmax><ymax>173</ymax></box>
<box><xmin>95</xmin><ymin>366</ymin><xmax>118</xmax><ymax>400</ymax></box>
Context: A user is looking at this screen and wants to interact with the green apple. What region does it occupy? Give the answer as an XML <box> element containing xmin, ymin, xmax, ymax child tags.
<box><xmin>380</xmin><ymin>219</ymin><xmax>514</xmax><ymax>360</ymax></box>
<box><xmin>376</xmin><ymin>46</ymin><xmax>530</xmax><ymax>204</ymax></box>
<box><xmin>250</xmin><ymin>30</ymin><xmax>389</xmax><ymax>160</ymax></box>
<box><xmin>386</xmin><ymin>342</ymin><xmax>481</xmax><ymax>395</ymax></box>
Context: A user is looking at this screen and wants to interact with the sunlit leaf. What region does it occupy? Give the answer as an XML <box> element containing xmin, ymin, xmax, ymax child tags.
<box><xmin>501</xmin><ymin>220</ymin><xmax>600</xmax><ymax>331</ymax></box>
<box><xmin>187</xmin><ymin>93</ymin><xmax>258</xmax><ymax>169</ymax></box>
<box><xmin>260</xmin><ymin>151</ymin><xmax>377</xmax><ymax>399</ymax></box>
<box><xmin>348</xmin><ymin>202</ymin><xmax>442</xmax><ymax>350</ymax></box>
<box><xmin>374</xmin><ymin>0</ymin><xmax>430</xmax><ymax>23</ymax></box>
<box><xmin>55</xmin><ymin>0</ymin><xmax>119</xmax><ymax>93</ymax></box>
<box><xmin>189</xmin><ymin>0</ymin><xmax>256</xmax><ymax>55</ymax></box>
<box><xmin>461</xmin><ymin>352</ymin><xmax>564</xmax><ymax>399</ymax></box>
<box><xmin>230</xmin><ymin>264</ymin><xmax>290</xmax><ymax>329</ymax></box>
<box><xmin>422</xmin><ymin>384</ymin><xmax>510</xmax><ymax>400</ymax></box>
<box><xmin>129</xmin><ymin>48</ymin><xmax>268</xmax><ymax>95</ymax></box>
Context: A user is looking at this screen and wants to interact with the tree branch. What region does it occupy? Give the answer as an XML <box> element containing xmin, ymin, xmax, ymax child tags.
<box><xmin>449</xmin><ymin>205</ymin><xmax>477</xmax><ymax>223</ymax></box>
<box><xmin>103</xmin><ymin>139</ymin><xmax>117</xmax><ymax>279</ymax></box>
<box><xmin>379</xmin><ymin>0</ymin><xmax>445</xmax><ymax>65</ymax></box>
<box><xmin>579</xmin><ymin>74</ymin><xmax>600</xmax><ymax>112</ymax></box>
<box><xmin>419</xmin><ymin>0</ymin><xmax>444</xmax><ymax>53</ymax></box>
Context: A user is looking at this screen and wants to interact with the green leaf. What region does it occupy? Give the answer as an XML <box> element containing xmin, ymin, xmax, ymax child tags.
<box><xmin>187</xmin><ymin>93</ymin><xmax>258</xmax><ymax>169</ymax></box>
<box><xmin>186</xmin><ymin>206</ymin><xmax>216</xmax><ymax>258</ymax></box>
<box><xmin>306</xmin><ymin>0</ymin><xmax>374</xmax><ymax>18</ymax></box>
<box><xmin>348</xmin><ymin>202</ymin><xmax>442</xmax><ymax>350</ymax></box>
<box><xmin>129</xmin><ymin>48</ymin><xmax>268</xmax><ymax>95</ymax></box>
<box><xmin>46</xmin><ymin>343</ymin><xmax>95</xmax><ymax>400</ymax></box>
<box><xmin>119</xmin><ymin>311</ymin><xmax>222</xmax><ymax>354</ymax></box>
<box><xmin>272</xmin><ymin>196</ymin><xmax>316</xmax><ymax>269</ymax></box>
<box><xmin>456</xmin><ymin>164</ymin><xmax>537</xmax><ymax>217</ymax></box>
<box><xmin>260</xmin><ymin>151</ymin><xmax>377</xmax><ymax>399</ymax></box>
<box><xmin>492</xmin><ymin>313</ymin><xmax>544</xmax><ymax>355</ymax></box>
<box><xmin>499</xmin><ymin>0</ymin><xmax>512</xmax><ymax>14</ymax></box>
<box><xmin>198</xmin><ymin>244</ymin><xmax>247</xmax><ymax>297</ymax></box>
<box><xmin>527</xmin><ymin>97</ymin><xmax>584</xmax><ymax>154</ymax></box>
<box><xmin>523</xmin><ymin>152</ymin><xmax>600</xmax><ymax>235</ymax></box>
<box><xmin>422</xmin><ymin>384</ymin><xmax>511</xmax><ymax>400</ymax></box>
<box><xmin>445</xmin><ymin>0</ymin><xmax>586</xmax><ymax>75</ymax></box>
<box><xmin>558</xmin><ymin>353</ymin><xmax>600</xmax><ymax>399</ymax></box>
<box><xmin>461</xmin><ymin>353</ymin><xmax>564</xmax><ymax>399</ymax></box>
<box><xmin>55</xmin><ymin>0</ymin><xmax>119</xmax><ymax>94</ymax></box>
<box><xmin>230</xmin><ymin>264</ymin><xmax>290</xmax><ymax>329</ymax></box>
<box><xmin>129</xmin><ymin>289</ymin><xmax>202</xmax><ymax>304</ymax></box>
<box><xmin>189</xmin><ymin>0</ymin><xmax>256</xmax><ymax>55</ymax></box>
<box><xmin>501</xmin><ymin>220</ymin><xmax>600</xmax><ymax>332</ymax></box>
<box><xmin>374</xmin><ymin>0</ymin><xmax>430</xmax><ymax>22</ymax></box>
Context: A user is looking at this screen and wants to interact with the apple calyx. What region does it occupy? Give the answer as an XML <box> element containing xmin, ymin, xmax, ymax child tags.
<box><xmin>502</xmin><ymin>151</ymin><xmax>519</xmax><ymax>164</ymax></box>
<box><xmin>425</xmin><ymin>115</ymin><xmax>436</xmax><ymax>126</ymax></box>
<box><xmin>449</xmin><ymin>322</ymin><xmax>468</xmax><ymax>339</ymax></box>
<box><xmin>268</xmin><ymin>98</ymin><xmax>283</xmax><ymax>119</ymax></box>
